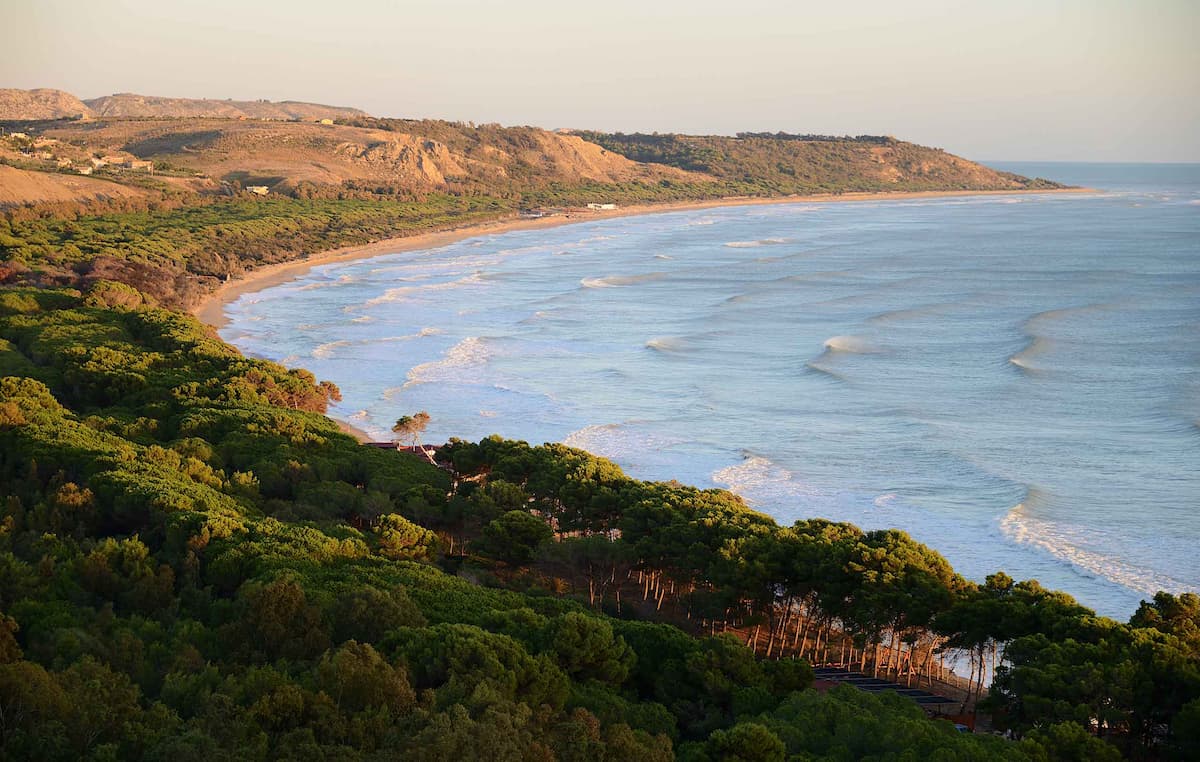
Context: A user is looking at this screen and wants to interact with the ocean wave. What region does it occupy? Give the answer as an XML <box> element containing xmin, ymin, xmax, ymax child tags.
<box><xmin>581</xmin><ymin>272</ymin><xmax>667</xmax><ymax>288</ymax></box>
<box><xmin>725</xmin><ymin>238</ymin><xmax>789</xmax><ymax>248</ymax></box>
<box><xmin>364</xmin><ymin>328</ymin><xmax>442</xmax><ymax>344</ymax></box>
<box><xmin>822</xmin><ymin>335</ymin><xmax>878</xmax><ymax>354</ymax></box>
<box><xmin>654</xmin><ymin>254</ymin><xmax>675</xmax><ymax>260</ymax></box>
<box><xmin>296</xmin><ymin>274</ymin><xmax>358</xmax><ymax>292</ymax></box>
<box><xmin>804</xmin><ymin>361</ymin><xmax>850</xmax><ymax>383</ymax></box>
<box><xmin>360</xmin><ymin>272</ymin><xmax>485</xmax><ymax>307</ymax></box>
<box><xmin>1007</xmin><ymin>304</ymin><xmax>1111</xmax><ymax>372</ymax></box>
<box><xmin>1008</xmin><ymin>336</ymin><xmax>1054</xmax><ymax>372</ymax></box>
<box><xmin>350</xmin><ymin>315</ymin><xmax>375</xmax><ymax>324</ymax></box>
<box><xmin>999</xmin><ymin>492</ymin><xmax>1190</xmax><ymax>596</ymax></box>
<box><xmin>563</xmin><ymin>422</ymin><xmax>675</xmax><ymax>462</ymax></box>
<box><xmin>645</xmin><ymin>336</ymin><xmax>689</xmax><ymax>354</ymax></box>
<box><xmin>403</xmin><ymin>336</ymin><xmax>492</xmax><ymax>389</ymax></box>
<box><xmin>312</xmin><ymin>340</ymin><xmax>351</xmax><ymax>359</ymax></box>
<box><xmin>712</xmin><ymin>455</ymin><xmax>794</xmax><ymax>502</ymax></box>
<box><xmin>866</xmin><ymin>302</ymin><xmax>961</xmax><ymax>325</ymax></box>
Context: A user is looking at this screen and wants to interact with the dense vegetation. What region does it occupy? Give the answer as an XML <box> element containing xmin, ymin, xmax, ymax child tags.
<box><xmin>576</xmin><ymin>131</ymin><xmax>1064</xmax><ymax>193</ymax></box>
<box><xmin>0</xmin><ymin>195</ymin><xmax>510</xmax><ymax>307</ymax></box>
<box><xmin>0</xmin><ymin>116</ymin><xmax>1191</xmax><ymax>760</ymax></box>
<box><xmin>0</xmin><ymin>287</ymin><xmax>1195</xmax><ymax>760</ymax></box>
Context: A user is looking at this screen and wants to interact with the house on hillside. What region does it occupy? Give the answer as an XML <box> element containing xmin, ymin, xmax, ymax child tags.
<box><xmin>587</xmin><ymin>202</ymin><xmax>618</xmax><ymax>211</ymax></box>
<box><xmin>319</xmin><ymin>118</ymin><xmax>334</xmax><ymax>125</ymax></box>
<box><xmin>246</xmin><ymin>185</ymin><xmax>270</xmax><ymax>196</ymax></box>
<box><xmin>77</xmin><ymin>166</ymin><xmax>93</xmax><ymax>175</ymax></box>
<box><xmin>125</xmin><ymin>159</ymin><xmax>154</xmax><ymax>171</ymax></box>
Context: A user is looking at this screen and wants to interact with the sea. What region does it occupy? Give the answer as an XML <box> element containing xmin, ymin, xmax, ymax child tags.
<box><xmin>221</xmin><ymin>163</ymin><xmax>1200</xmax><ymax>619</ymax></box>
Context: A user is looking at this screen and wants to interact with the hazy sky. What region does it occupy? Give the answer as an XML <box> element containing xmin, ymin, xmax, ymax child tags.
<box><xmin>5</xmin><ymin>0</ymin><xmax>1198</xmax><ymax>161</ymax></box>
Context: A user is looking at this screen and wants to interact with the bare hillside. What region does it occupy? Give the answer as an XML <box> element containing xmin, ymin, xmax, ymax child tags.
<box><xmin>0</xmin><ymin>164</ymin><xmax>150</xmax><ymax>206</ymax></box>
<box><xmin>0</xmin><ymin>88</ymin><xmax>91</xmax><ymax>120</ymax></box>
<box><xmin>37</xmin><ymin>118</ymin><xmax>705</xmax><ymax>193</ymax></box>
<box><xmin>83</xmin><ymin>93</ymin><xmax>368</xmax><ymax>121</ymax></box>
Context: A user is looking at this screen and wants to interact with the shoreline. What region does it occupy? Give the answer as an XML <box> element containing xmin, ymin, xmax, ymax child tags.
<box><xmin>191</xmin><ymin>187</ymin><xmax>1092</xmax><ymax>332</ymax></box>
<box><xmin>192</xmin><ymin>186</ymin><xmax>1092</xmax><ymax>444</ymax></box>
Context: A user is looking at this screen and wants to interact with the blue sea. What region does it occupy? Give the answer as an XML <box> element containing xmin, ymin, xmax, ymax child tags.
<box><xmin>222</xmin><ymin>163</ymin><xmax>1200</xmax><ymax>619</ymax></box>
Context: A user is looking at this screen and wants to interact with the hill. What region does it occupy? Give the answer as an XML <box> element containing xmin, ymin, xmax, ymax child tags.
<box><xmin>30</xmin><ymin>117</ymin><xmax>701</xmax><ymax>195</ymax></box>
<box><xmin>0</xmin><ymin>88</ymin><xmax>90</xmax><ymax>120</ymax></box>
<box><xmin>576</xmin><ymin>131</ymin><xmax>1058</xmax><ymax>193</ymax></box>
<box><xmin>82</xmin><ymin>92</ymin><xmax>368</xmax><ymax>121</ymax></box>
<box><xmin>0</xmin><ymin>87</ymin><xmax>367</xmax><ymax>121</ymax></box>
<box><xmin>0</xmin><ymin>112</ymin><xmax>1067</xmax><ymax>310</ymax></box>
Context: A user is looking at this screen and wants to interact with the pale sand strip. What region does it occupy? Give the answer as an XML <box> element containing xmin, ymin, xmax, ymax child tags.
<box><xmin>191</xmin><ymin>188</ymin><xmax>1091</xmax><ymax>331</ymax></box>
<box><xmin>190</xmin><ymin>187</ymin><xmax>1091</xmax><ymax>444</ymax></box>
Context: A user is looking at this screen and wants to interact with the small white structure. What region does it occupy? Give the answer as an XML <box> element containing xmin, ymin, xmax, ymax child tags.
<box><xmin>77</xmin><ymin>166</ymin><xmax>93</xmax><ymax>175</ymax></box>
<box><xmin>246</xmin><ymin>185</ymin><xmax>270</xmax><ymax>196</ymax></box>
<box><xmin>125</xmin><ymin>159</ymin><xmax>154</xmax><ymax>171</ymax></box>
<box><xmin>587</xmin><ymin>203</ymin><xmax>618</xmax><ymax>211</ymax></box>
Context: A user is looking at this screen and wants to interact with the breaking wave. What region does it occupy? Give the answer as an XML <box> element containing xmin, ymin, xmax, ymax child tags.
<box><xmin>360</xmin><ymin>272</ymin><xmax>485</xmax><ymax>307</ymax></box>
<box><xmin>645</xmin><ymin>336</ymin><xmax>689</xmax><ymax>354</ymax></box>
<box><xmin>312</xmin><ymin>340</ymin><xmax>351</xmax><ymax>359</ymax></box>
<box><xmin>999</xmin><ymin>491</ymin><xmax>1189</xmax><ymax>596</ymax></box>
<box><xmin>725</xmin><ymin>238</ymin><xmax>789</xmax><ymax>248</ymax></box>
<box><xmin>563</xmin><ymin>422</ymin><xmax>677</xmax><ymax>463</ymax></box>
<box><xmin>403</xmin><ymin>337</ymin><xmax>492</xmax><ymax>388</ymax></box>
<box><xmin>821</xmin><ymin>335</ymin><xmax>878</xmax><ymax>355</ymax></box>
<box><xmin>711</xmin><ymin>455</ymin><xmax>794</xmax><ymax>504</ymax></box>
<box><xmin>580</xmin><ymin>272</ymin><xmax>668</xmax><ymax>288</ymax></box>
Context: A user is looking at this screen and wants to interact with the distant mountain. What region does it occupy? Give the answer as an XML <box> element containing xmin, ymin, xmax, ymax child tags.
<box><xmin>0</xmin><ymin>88</ymin><xmax>91</xmax><ymax>120</ymax></box>
<box><xmin>83</xmin><ymin>93</ymin><xmax>368</xmax><ymax>121</ymax></box>
<box><xmin>0</xmin><ymin>87</ymin><xmax>367</xmax><ymax>121</ymax></box>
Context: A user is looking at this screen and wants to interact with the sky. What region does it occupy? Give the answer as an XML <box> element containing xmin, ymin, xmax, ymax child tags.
<box><xmin>4</xmin><ymin>0</ymin><xmax>1198</xmax><ymax>162</ymax></box>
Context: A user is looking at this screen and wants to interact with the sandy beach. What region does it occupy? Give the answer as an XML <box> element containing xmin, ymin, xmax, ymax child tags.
<box><xmin>190</xmin><ymin>188</ymin><xmax>1091</xmax><ymax>332</ymax></box>
<box><xmin>193</xmin><ymin>187</ymin><xmax>1091</xmax><ymax>444</ymax></box>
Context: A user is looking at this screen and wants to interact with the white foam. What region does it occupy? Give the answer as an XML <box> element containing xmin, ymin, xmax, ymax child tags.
<box><xmin>312</xmin><ymin>340</ymin><xmax>351</xmax><ymax>359</ymax></box>
<box><xmin>1008</xmin><ymin>337</ymin><xmax>1054</xmax><ymax>371</ymax></box>
<box><xmin>403</xmin><ymin>336</ymin><xmax>492</xmax><ymax>388</ymax></box>
<box><xmin>645</xmin><ymin>336</ymin><xmax>688</xmax><ymax>353</ymax></box>
<box><xmin>1000</xmin><ymin>500</ymin><xmax>1189</xmax><ymax>596</ymax></box>
<box><xmin>712</xmin><ymin>455</ymin><xmax>794</xmax><ymax>501</ymax></box>
<box><xmin>563</xmin><ymin>422</ymin><xmax>675</xmax><ymax>462</ymax></box>
<box><xmin>822</xmin><ymin>335</ymin><xmax>878</xmax><ymax>354</ymax></box>
<box><xmin>580</xmin><ymin>272</ymin><xmax>667</xmax><ymax>288</ymax></box>
<box><xmin>725</xmin><ymin>238</ymin><xmax>789</xmax><ymax>248</ymax></box>
<box><xmin>361</xmin><ymin>272</ymin><xmax>484</xmax><ymax>307</ymax></box>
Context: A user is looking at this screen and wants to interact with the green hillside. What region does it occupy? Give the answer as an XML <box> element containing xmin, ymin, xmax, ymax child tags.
<box><xmin>0</xmin><ymin>287</ymin><xmax>1195</xmax><ymax>760</ymax></box>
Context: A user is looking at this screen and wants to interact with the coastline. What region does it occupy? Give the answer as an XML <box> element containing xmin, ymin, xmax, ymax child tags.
<box><xmin>193</xmin><ymin>186</ymin><xmax>1092</xmax><ymax>444</ymax></box>
<box><xmin>191</xmin><ymin>187</ymin><xmax>1092</xmax><ymax>332</ymax></box>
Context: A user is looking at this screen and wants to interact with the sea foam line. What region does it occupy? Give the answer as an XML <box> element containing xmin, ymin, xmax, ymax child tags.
<box><xmin>999</xmin><ymin>497</ymin><xmax>1189</xmax><ymax>596</ymax></box>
